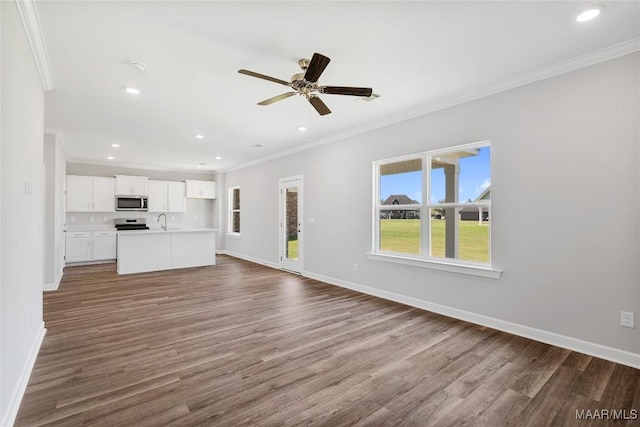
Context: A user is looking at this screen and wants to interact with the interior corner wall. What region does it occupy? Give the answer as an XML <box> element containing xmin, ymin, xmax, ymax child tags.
<box><xmin>44</xmin><ymin>135</ymin><xmax>55</xmax><ymax>285</ymax></box>
<box><xmin>215</xmin><ymin>173</ymin><xmax>226</xmax><ymax>251</ymax></box>
<box><xmin>224</xmin><ymin>52</ymin><xmax>640</xmax><ymax>359</ymax></box>
<box><xmin>43</xmin><ymin>133</ymin><xmax>66</xmax><ymax>290</ymax></box>
<box><xmin>1</xmin><ymin>1</ymin><xmax>46</xmax><ymax>424</ymax></box>
<box><xmin>54</xmin><ymin>140</ymin><xmax>66</xmax><ymax>283</ymax></box>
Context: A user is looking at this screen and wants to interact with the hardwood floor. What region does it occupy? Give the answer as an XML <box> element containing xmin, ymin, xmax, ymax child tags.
<box><xmin>15</xmin><ymin>255</ymin><xmax>639</xmax><ymax>426</ymax></box>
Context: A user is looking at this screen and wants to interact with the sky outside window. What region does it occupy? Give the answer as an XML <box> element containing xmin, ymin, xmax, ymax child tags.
<box><xmin>381</xmin><ymin>147</ymin><xmax>490</xmax><ymax>203</ymax></box>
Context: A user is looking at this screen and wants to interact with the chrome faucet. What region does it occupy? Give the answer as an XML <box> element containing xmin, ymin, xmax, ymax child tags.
<box><xmin>157</xmin><ymin>213</ymin><xmax>167</xmax><ymax>231</ymax></box>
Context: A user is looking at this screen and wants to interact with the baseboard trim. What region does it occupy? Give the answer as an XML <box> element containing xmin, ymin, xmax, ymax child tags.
<box><xmin>218</xmin><ymin>250</ymin><xmax>280</xmax><ymax>270</ymax></box>
<box><xmin>303</xmin><ymin>271</ymin><xmax>640</xmax><ymax>370</ymax></box>
<box><xmin>1</xmin><ymin>323</ymin><xmax>46</xmax><ymax>427</ymax></box>
<box><xmin>43</xmin><ymin>267</ymin><xmax>64</xmax><ymax>291</ymax></box>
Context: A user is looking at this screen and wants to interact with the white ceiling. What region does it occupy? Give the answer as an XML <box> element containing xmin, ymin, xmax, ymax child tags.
<box><xmin>37</xmin><ymin>1</ymin><xmax>640</xmax><ymax>173</ymax></box>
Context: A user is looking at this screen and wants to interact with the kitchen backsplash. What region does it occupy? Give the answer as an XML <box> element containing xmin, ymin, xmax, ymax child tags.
<box><xmin>65</xmin><ymin>199</ymin><xmax>214</xmax><ymax>229</ymax></box>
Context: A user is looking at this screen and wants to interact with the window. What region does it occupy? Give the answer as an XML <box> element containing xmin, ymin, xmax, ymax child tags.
<box><xmin>373</xmin><ymin>141</ymin><xmax>492</xmax><ymax>269</ymax></box>
<box><xmin>228</xmin><ymin>187</ymin><xmax>240</xmax><ymax>235</ymax></box>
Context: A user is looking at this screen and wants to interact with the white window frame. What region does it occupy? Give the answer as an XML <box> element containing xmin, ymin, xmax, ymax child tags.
<box><xmin>369</xmin><ymin>140</ymin><xmax>501</xmax><ymax>279</ymax></box>
<box><xmin>228</xmin><ymin>186</ymin><xmax>241</xmax><ymax>236</ymax></box>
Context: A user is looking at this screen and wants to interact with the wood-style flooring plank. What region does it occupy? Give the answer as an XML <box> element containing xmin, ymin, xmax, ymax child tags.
<box><xmin>14</xmin><ymin>256</ymin><xmax>639</xmax><ymax>426</ymax></box>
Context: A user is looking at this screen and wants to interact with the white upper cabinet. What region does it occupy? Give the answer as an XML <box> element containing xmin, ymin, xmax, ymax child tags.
<box><xmin>185</xmin><ymin>180</ymin><xmax>216</xmax><ymax>199</ymax></box>
<box><xmin>148</xmin><ymin>180</ymin><xmax>186</xmax><ymax>213</ymax></box>
<box><xmin>115</xmin><ymin>175</ymin><xmax>148</xmax><ymax>196</ymax></box>
<box><xmin>93</xmin><ymin>177</ymin><xmax>116</xmax><ymax>212</ymax></box>
<box><xmin>167</xmin><ymin>181</ymin><xmax>186</xmax><ymax>212</ymax></box>
<box><xmin>66</xmin><ymin>176</ymin><xmax>92</xmax><ymax>212</ymax></box>
<box><xmin>66</xmin><ymin>176</ymin><xmax>115</xmax><ymax>212</ymax></box>
<box><xmin>147</xmin><ymin>181</ymin><xmax>167</xmax><ymax>212</ymax></box>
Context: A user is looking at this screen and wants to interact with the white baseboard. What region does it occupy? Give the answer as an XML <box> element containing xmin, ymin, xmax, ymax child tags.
<box><xmin>43</xmin><ymin>267</ymin><xmax>64</xmax><ymax>291</ymax></box>
<box><xmin>216</xmin><ymin>251</ymin><xmax>640</xmax><ymax>369</ymax></box>
<box><xmin>303</xmin><ymin>271</ymin><xmax>640</xmax><ymax>370</ymax></box>
<box><xmin>218</xmin><ymin>250</ymin><xmax>280</xmax><ymax>270</ymax></box>
<box><xmin>1</xmin><ymin>323</ymin><xmax>46</xmax><ymax>427</ymax></box>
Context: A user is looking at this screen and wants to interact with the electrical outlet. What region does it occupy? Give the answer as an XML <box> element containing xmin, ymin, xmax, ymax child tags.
<box><xmin>70</xmin><ymin>216</ymin><xmax>75</xmax><ymax>222</ymax></box>
<box><xmin>353</xmin><ymin>263</ymin><xmax>358</xmax><ymax>272</ymax></box>
<box><xmin>89</xmin><ymin>216</ymin><xmax>94</xmax><ymax>222</ymax></box>
<box><xmin>171</xmin><ymin>216</ymin><xmax>175</xmax><ymax>221</ymax></box>
<box><xmin>103</xmin><ymin>216</ymin><xmax>109</xmax><ymax>222</ymax></box>
<box><xmin>621</xmin><ymin>311</ymin><xmax>635</xmax><ymax>328</ymax></box>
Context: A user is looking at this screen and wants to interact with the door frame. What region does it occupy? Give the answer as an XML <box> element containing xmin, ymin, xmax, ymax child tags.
<box><xmin>279</xmin><ymin>175</ymin><xmax>303</xmax><ymax>274</ymax></box>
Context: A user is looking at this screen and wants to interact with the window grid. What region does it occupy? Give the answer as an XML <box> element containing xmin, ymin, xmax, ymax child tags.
<box><xmin>374</xmin><ymin>141</ymin><xmax>491</xmax><ymax>266</ymax></box>
<box><xmin>228</xmin><ymin>187</ymin><xmax>241</xmax><ymax>235</ymax></box>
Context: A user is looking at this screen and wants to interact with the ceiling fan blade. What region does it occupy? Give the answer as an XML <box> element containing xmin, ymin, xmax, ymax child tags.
<box><xmin>320</xmin><ymin>86</ymin><xmax>373</xmax><ymax>97</ymax></box>
<box><xmin>238</xmin><ymin>69</ymin><xmax>291</xmax><ymax>86</ymax></box>
<box><xmin>257</xmin><ymin>92</ymin><xmax>297</xmax><ymax>106</ymax></box>
<box><xmin>304</xmin><ymin>53</ymin><xmax>331</xmax><ymax>83</ymax></box>
<box><xmin>308</xmin><ymin>96</ymin><xmax>331</xmax><ymax>116</ymax></box>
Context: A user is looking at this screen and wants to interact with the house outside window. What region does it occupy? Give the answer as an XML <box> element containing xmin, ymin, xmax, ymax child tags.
<box><xmin>373</xmin><ymin>141</ymin><xmax>491</xmax><ymax>266</ymax></box>
<box><xmin>228</xmin><ymin>187</ymin><xmax>240</xmax><ymax>235</ymax></box>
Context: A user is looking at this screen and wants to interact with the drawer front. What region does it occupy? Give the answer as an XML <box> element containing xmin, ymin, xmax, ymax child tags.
<box><xmin>66</xmin><ymin>231</ymin><xmax>91</xmax><ymax>238</ymax></box>
<box><xmin>93</xmin><ymin>231</ymin><xmax>116</xmax><ymax>237</ymax></box>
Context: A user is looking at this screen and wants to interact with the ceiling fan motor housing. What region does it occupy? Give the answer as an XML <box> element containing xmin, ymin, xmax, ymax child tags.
<box><xmin>290</xmin><ymin>72</ymin><xmax>317</xmax><ymax>95</ymax></box>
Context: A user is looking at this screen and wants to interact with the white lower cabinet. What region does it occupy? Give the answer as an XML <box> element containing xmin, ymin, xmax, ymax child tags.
<box><xmin>92</xmin><ymin>231</ymin><xmax>117</xmax><ymax>261</ymax></box>
<box><xmin>65</xmin><ymin>232</ymin><xmax>92</xmax><ymax>263</ymax></box>
<box><xmin>66</xmin><ymin>230</ymin><xmax>117</xmax><ymax>263</ymax></box>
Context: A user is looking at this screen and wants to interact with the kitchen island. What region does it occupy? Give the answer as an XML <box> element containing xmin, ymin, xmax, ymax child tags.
<box><xmin>117</xmin><ymin>228</ymin><xmax>216</xmax><ymax>275</ymax></box>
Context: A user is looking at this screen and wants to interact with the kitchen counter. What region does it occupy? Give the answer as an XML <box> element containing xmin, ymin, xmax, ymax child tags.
<box><xmin>117</xmin><ymin>228</ymin><xmax>216</xmax><ymax>275</ymax></box>
<box><xmin>117</xmin><ymin>227</ymin><xmax>216</xmax><ymax>234</ymax></box>
<box><xmin>65</xmin><ymin>225</ymin><xmax>116</xmax><ymax>232</ymax></box>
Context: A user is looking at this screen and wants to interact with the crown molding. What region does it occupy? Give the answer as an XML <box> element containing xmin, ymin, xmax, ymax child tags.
<box><xmin>224</xmin><ymin>37</ymin><xmax>640</xmax><ymax>174</ymax></box>
<box><xmin>15</xmin><ymin>0</ymin><xmax>55</xmax><ymax>91</ymax></box>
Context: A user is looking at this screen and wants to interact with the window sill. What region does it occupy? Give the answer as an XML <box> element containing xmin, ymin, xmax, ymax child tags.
<box><xmin>367</xmin><ymin>252</ymin><xmax>502</xmax><ymax>279</ymax></box>
<box><xmin>226</xmin><ymin>233</ymin><xmax>242</xmax><ymax>239</ymax></box>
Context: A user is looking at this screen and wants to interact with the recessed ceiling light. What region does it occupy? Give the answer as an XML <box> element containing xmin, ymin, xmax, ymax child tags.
<box><xmin>125</xmin><ymin>87</ymin><xmax>140</xmax><ymax>95</ymax></box>
<box><xmin>298</xmin><ymin>126</ymin><xmax>307</xmax><ymax>131</ymax></box>
<box><xmin>107</xmin><ymin>156</ymin><xmax>114</xmax><ymax>160</ymax></box>
<box><xmin>576</xmin><ymin>6</ymin><xmax>603</xmax><ymax>22</ymax></box>
<box><xmin>111</xmin><ymin>143</ymin><xmax>120</xmax><ymax>148</ymax></box>
<box><xmin>195</xmin><ymin>134</ymin><xmax>204</xmax><ymax>139</ymax></box>
<box><xmin>215</xmin><ymin>156</ymin><xmax>222</xmax><ymax>160</ymax></box>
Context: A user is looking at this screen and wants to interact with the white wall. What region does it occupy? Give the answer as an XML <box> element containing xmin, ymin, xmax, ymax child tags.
<box><xmin>65</xmin><ymin>163</ymin><xmax>217</xmax><ymax>230</ymax></box>
<box><xmin>43</xmin><ymin>135</ymin><xmax>55</xmax><ymax>283</ymax></box>
<box><xmin>1</xmin><ymin>1</ymin><xmax>46</xmax><ymax>424</ymax></box>
<box><xmin>54</xmin><ymin>139</ymin><xmax>66</xmax><ymax>282</ymax></box>
<box><xmin>224</xmin><ymin>53</ymin><xmax>640</xmax><ymax>363</ymax></box>
<box><xmin>43</xmin><ymin>133</ymin><xmax>66</xmax><ymax>290</ymax></box>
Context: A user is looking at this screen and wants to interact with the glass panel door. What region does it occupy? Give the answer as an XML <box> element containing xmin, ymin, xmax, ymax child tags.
<box><xmin>280</xmin><ymin>176</ymin><xmax>303</xmax><ymax>273</ymax></box>
<box><xmin>285</xmin><ymin>187</ymin><xmax>299</xmax><ymax>260</ymax></box>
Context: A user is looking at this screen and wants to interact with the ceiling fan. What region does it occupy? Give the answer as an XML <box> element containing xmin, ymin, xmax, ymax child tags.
<box><xmin>238</xmin><ymin>53</ymin><xmax>373</xmax><ymax>116</ymax></box>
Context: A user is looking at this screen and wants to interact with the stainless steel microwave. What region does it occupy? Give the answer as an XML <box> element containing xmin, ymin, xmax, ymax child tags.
<box><xmin>116</xmin><ymin>195</ymin><xmax>148</xmax><ymax>211</ymax></box>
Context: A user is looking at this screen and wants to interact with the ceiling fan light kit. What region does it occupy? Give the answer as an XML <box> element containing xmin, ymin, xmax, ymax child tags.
<box><xmin>238</xmin><ymin>53</ymin><xmax>374</xmax><ymax>116</ymax></box>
